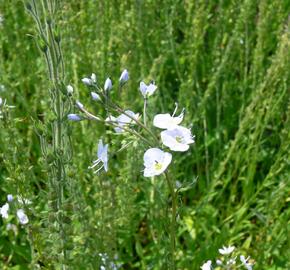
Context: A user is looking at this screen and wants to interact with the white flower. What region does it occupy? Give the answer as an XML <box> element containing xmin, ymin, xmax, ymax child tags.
<box><xmin>143</xmin><ymin>148</ymin><xmax>172</xmax><ymax>177</ymax></box>
<box><xmin>66</xmin><ymin>85</ymin><xmax>73</xmax><ymax>94</ymax></box>
<box><xmin>161</xmin><ymin>126</ymin><xmax>194</xmax><ymax>152</ymax></box>
<box><xmin>7</xmin><ymin>194</ymin><xmax>13</xmax><ymax>202</ymax></box>
<box><xmin>107</xmin><ymin>110</ymin><xmax>140</xmax><ymax>133</ymax></box>
<box><xmin>0</xmin><ymin>203</ymin><xmax>9</xmax><ymax>219</ymax></box>
<box><xmin>89</xmin><ymin>139</ymin><xmax>109</xmax><ymax>173</ymax></box>
<box><xmin>201</xmin><ymin>260</ymin><xmax>212</xmax><ymax>270</ymax></box>
<box><xmin>68</xmin><ymin>114</ymin><xmax>82</xmax><ymax>121</ymax></box>
<box><xmin>17</xmin><ymin>209</ymin><xmax>29</xmax><ymax>225</ymax></box>
<box><xmin>219</xmin><ymin>245</ymin><xmax>235</xmax><ymax>255</ymax></box>
<box><xmin>139</xmin><ymin>81</ymin><xmax>157</xmax><ymax>98</ymax></box>
<box><xmin>0</xmin><ymin>97</ymin><xmax>2</xmax><ymax>106</ymax></box>
<box><xmin>153</xmin><ymin>104</ymin><xmax>184</xmax><ymax>129</ymax></box>
<box><xmin>104</xmin><ymin>78</ymin><xmax>112</xmax><ymax>91</ymax></box>
<box><xmin>91</xmin><ymin>92</ymin><xmax>101</xmax><ymax>101</ymax></box>
<box><xmin>240</xmin><ymin>255</ymin><xmax>253</xmax><ymax>270</ymax></box>
<box><xmin>119</xmin><ymin>69</ymin><xmax>129</xmax><ymax>83</ymax></box>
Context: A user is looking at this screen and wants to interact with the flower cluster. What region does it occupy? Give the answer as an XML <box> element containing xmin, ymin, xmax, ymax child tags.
<box><xmin>0</xmin><ymin>194</ymin><xmax>29</xmax><ymax>225</ymax></box>
<box><xmin>201</xmin><ymin>245</ymin><xmax>254</xmax><ymax>270</ymax></box>
<box><xmin>68</xmin><ymin>69</ymin><xmax>195</xmax><ymax>178</ymax></box>
<box><xmin>144</xmin><ymin>103</ymin><xmax>194</xmax><ymax>177</ymax></box>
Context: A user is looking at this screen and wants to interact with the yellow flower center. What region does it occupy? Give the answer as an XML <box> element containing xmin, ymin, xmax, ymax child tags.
<box><xmin>154</xmin><ymin>162</ymin><xmax>163</xmax><ymax>170</ymax></box>
<box><xmin>175</xmin><ymin>136</ymin><xmax>182</xmax><ymax>143</ymax></box>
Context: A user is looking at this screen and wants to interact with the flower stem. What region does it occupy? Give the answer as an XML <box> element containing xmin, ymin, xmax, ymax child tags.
<box><xmin>165</xmin><ymin>171</ymin><xmax>177</xmax><ymax>270</ymax></box>
<box><xmin>143</xmin><ymin>97</ymin><xmax>147</xmax><ymax>127</ymax></box>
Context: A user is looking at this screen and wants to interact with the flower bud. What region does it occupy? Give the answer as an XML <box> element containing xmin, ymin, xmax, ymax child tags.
<box><xmin>68</xmin><ymin>114</ymin><xmax>82</xmax><ymax>121</ymax></box>
<box><xmin>104</xmin><ymin>78</ymin><xmax>112</xmax><ymax>91</ymax></box>
<box><xmin>0</xmin><ymin>97</ymin><xmax>2</xmax><ymax>106</ymax></box>
<box><xmin>82</xmin><ymin>78</ymin><xmax>92</xmax><ymax>86</ymax></box>
<box><xmin>119</xmin><ymin>69</ymin><xmax>129</xmax><ymax>83</ymax></box>
<box><xmin>91</xmin><ymin>73</ymin><xmax>97</xmax><ymax>83</ymax></box>
<box><xmin>7</xmin><ymin>194</ymin><xmax>13</xmax><ymax>202</ymax></box>
<box><xmin>76</xmin><ymin>101</ymin><xmax>84</xmax><ymax>109</ymax></box>
<box><xmin>91</xmin><ymin>92</ymin><xmax>100</xmax><ymax>101</ymax></box>
<box><xmin>66</xmin><ymin>85</ymin><xmax>73</xmax><ymax>95</ymax></box>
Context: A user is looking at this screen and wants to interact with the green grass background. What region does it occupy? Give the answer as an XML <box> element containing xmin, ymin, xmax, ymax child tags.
<box><xmin>0</xmin><ymin>0</ymin><xmax>289</xmax><ymax>269</ymax></box>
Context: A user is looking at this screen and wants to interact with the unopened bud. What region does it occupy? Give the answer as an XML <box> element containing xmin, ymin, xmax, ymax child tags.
<box><xmin>104</xmin><ymin>77</ymin><xmax>112</xmax><ymax>91</ymax></box>
<box><xmin>119</xmin><ymin>69</ymin><xmax>129</xmax><ymax>83</ymax></box>
<box><xmin>66</xmin><ymin>85</ymin><xmax>73</xmax><ymax>95</ymax></box>
<box><xmin>91</xmin><ymin>92</ymin><xmax>100</xmax><ymax>101</ymax></box>
<box><xmin>68</xmin><ymin>114</ymin><xmax>82</xmax><ymax>121</ymax></box>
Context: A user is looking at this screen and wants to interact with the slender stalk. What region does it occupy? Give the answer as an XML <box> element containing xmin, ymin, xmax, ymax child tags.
<box><xmin>27</xmin><ymin>1</ymin><xmax>70</xmax><ymax>268</ymax></box>
<box><xmin>165</xmin><ymin>171</ymin><xmax>176</xmax><ymax>270</ymax></box>
<box><xmin>79</xmin><ymin>106</ymin><xmax>154</xmax><ymax>147</ymax></box>
<box><xmin>143</xmin><ymin>97</ymin><xmax>147</xmax><ymax>127</ymax></box>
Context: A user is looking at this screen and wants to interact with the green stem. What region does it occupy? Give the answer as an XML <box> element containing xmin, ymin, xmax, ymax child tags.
<box><xmin>143</xmin><ymin>98</ymin><xmax>147</xmax><ymax>127</ymax></box>
<box><xmin>79</xmin><ymin>106</ymin><xmax>154</xmax><ymax>147</ymax></box>
<box><xmin>165</xmin><ymin>171</ymin><xmax>176</xmax><ymax>270</ymax></box>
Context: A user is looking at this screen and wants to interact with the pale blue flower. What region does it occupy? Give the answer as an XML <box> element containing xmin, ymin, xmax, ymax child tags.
<box><xmin>17</xmin><ymin>209</ymin><xmax>29</xmax><ymax>225</ymax></box>
<box><xmin>89</xmin><ymin>139</ymin><xmax>109</xmax><ymax>173</ymax></box>
<box><xmin>139</xmin><ymin>81</ymin><xmax>157</xmax><ymax>98</ymax></box>
<box><xmin>0</xmin><ymin>203</ymin><xmax>9</xmax><ymax>219</ymax></box>
<box><xmin>240</xmin><ymin>255</ymin><xmax>253</xmax><ymax>270</ymax></box>
<box><xmin>143</xmin><ymin>148</ymin><xmax>172</xmax><ymax>177</ymax></box>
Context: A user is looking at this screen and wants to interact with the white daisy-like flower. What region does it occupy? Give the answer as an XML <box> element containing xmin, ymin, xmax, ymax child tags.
<box><xmin>119</xmin><ymin>69</ymin><xmax>129</xmax><ymax>83</ymax></box>
<box><xmin>153</xmin><ymin>104</ymin><xmax>184</xmax><ymax>130</ymax></box>
<box><xmin>106</xmin><ymin>110</ymin><xmax>140</xmax><ymax>133</ymax></box>
<box><xmin>89</xmin><ymin>139</ymin><xmax>109</xmax><ymax>173</ymax></box>
<box><xmin>0</xmin><ymin>203</ymin><xmax>9</xmax><ymax>219</ymax></box>
<box><xmin>104</xmin><ymin>77</ymin><xmax>112</xmax><ymax>91</ymax></box>
<box><xmin>161</xmin><ymin>126</ymin><xmax>194</xmax><ymax>152</ymax></box>
<box><xmin>240</xmin><ymin>255</ymin><xmax>253</xmax><ymax>270</ymax></box>
<box><xmin>219</xmin><ymin>245</ymin><xmax>235</xmax><ymax>255</ymax></box>
<box><xmin>139</xmin><ymin>81</ymin><xmax>157</xmax><ymax>98</ymax></box>
<box><xmin>16</xmin><ymin>209</ymin><xmax>29</xmax><ymax>225</ymax></box>
<box><xmin>143</xmin><ymin>148</ymin><xmax>172</xmax><ymax>177</ymax></box>
<box><xmin>200</xmin><ymin>260</ymin><xmax>212</xmax><ymax>270</ymax></box>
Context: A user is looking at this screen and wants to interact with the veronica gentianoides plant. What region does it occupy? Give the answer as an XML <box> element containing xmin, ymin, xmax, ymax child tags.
<box><xmin>68</xmin><ymin>69</ymin><xmax>195</xmax><ymax>269</ymax></box>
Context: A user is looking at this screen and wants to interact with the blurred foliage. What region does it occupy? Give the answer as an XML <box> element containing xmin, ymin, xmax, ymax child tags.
<box><xmin>0</xmin><ymin>0</ymin><xmax>289</xmax><ymax>269</ymax></box>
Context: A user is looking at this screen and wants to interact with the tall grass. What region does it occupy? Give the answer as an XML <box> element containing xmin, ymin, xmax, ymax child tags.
<box><xmin>0</xmin><ymin>0</ymin><xmax>289</xmax><ymax>269</ymax></box>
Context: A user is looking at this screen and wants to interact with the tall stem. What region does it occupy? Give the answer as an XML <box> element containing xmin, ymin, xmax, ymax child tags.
<box><xmin>27</xmin><ymin>1</ymin><xmax>69</xmax><ymax>268</ymax></box>
<box><xmin>165</xmin><ymin>171</ymin><xmax>176</xmax><ymax>270</ymax></box>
